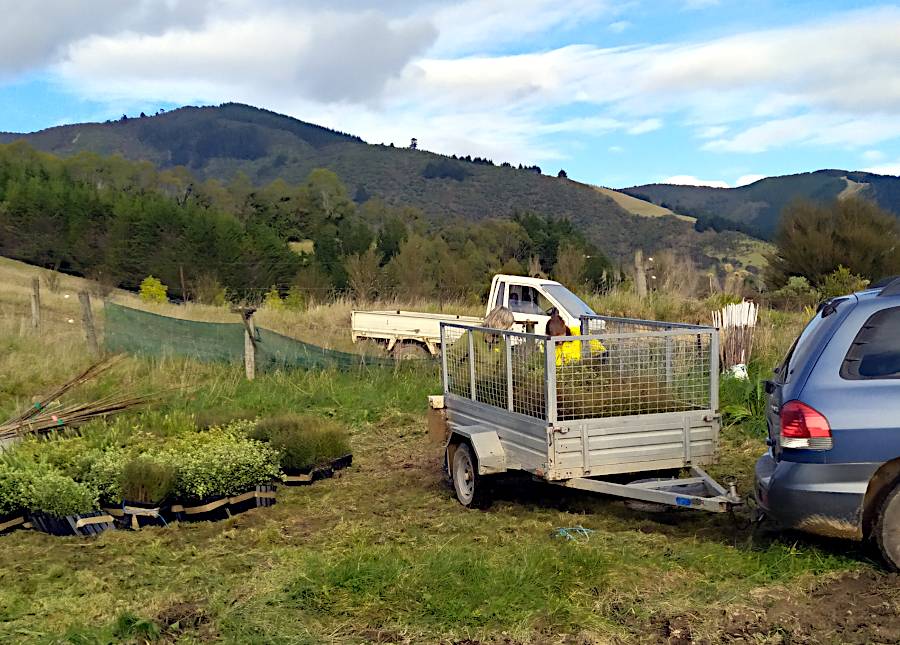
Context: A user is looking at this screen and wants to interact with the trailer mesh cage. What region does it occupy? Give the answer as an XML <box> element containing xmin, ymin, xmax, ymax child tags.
<box><xmin>441</xmin><ymin>316</ymin><xmax>717</xmax><ymax>423</ymax></box>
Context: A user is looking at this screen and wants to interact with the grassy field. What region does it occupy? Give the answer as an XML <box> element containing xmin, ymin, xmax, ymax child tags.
<box><xmin>1</xmin><ymin>258</ymin><xmax>896</xmax><ymax>644</ymax></box>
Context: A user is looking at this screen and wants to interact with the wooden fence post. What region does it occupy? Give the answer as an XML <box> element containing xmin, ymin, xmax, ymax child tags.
<box><xmin>236</xmin><ymin>307</ymin><xmax>257</xmax><ymax>380</ymax></box>
<box><xmin>634</xmin><ymin>249</ymin><xmax>648</xmax><ymax>298</ymax></box>
<box><xmin>31</xmin><ymin>277</ymin><xmax>41</xmax><ymax>334</ymax></box>
<box><xmin>78</xmin><ymin>291</ymin><xmax>100</xmax><ymax>357</ymax></box>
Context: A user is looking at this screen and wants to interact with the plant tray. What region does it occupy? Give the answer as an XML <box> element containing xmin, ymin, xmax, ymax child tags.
<box><xmin>228</xmin><ymin>484</ymin><xmax>278</xmax><ymax>514</ymax></box>
<box><xmin>0</xmin><ymin>511</ymin><xmax>28</xmax><ymax>535</ymax></box>
<box><xmin>29</xmin><ymin>510</ymin><xmax>115</xmax><ymax>537</ymax></box>
<box><xmin>283</xmin><ymin>454</ymin><xmax>353</xmax><ymax>486</ymax></box>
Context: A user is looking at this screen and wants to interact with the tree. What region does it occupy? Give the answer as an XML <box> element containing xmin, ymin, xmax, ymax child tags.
<box><xmin>767</xmin><ymin>197</ymin><xmax>900</xmax><ymax>288</ymax></box>
<box><xmin>553</xmin><ymin>243</ymin><xmax>585</xmax><ymax>288</ymax></box>
<box><xmin>557</xmin><ymin>169</ymin><xmax>568</xmax><ymax>179</ymax></box>
<box><xmin>387</xmin><ymin>234</ymin><xmax>433</xmax><ymax>300</ymax></box>
<box><xmin>344</xmin><ymin>247</ymin><xmax>382</xmax><ymax>302</ymax></box>
<box><xmin>139</xmin><ymin>276</ymin><xmax>168</xmax><ymax>303</ymax></box>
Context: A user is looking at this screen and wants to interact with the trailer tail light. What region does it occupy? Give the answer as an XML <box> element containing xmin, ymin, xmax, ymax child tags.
<box><xmin>780</xmin><ymin>400</ymin><xmax>833</xmax><ymax>450</ymax></box>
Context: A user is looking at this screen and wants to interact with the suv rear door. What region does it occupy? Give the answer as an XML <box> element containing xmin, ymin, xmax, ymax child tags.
<box><xmin>800</xmin><ymin>301</ymin><xmax>900</xmax><ymax>464</ymax></box>
<box><xmin>767</xmin><ymin>297</ymin><xmax>857</xmax><ymax>460</ymax></box>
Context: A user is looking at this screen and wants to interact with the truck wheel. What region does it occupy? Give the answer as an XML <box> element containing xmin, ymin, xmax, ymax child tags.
<box><xmin>875</xmin><ymin>483</ymin><xmax>900</xmax><ymax>570</ymax></box>
<box><xmin>452</xmin><ymin>443</ymin><xmax>487</xmax><ymax>508</ymax></box>
<box><xmin>392</xmin><ymin>342</ymin><xmax>430</xmax><ymax>360</ymax></box>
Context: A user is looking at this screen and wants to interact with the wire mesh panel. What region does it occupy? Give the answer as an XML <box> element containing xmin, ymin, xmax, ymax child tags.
<box><xmin>441</xmin><ymin>324</ymin><xmax>547</xmax><ymax>419</ymax></box>
<box><xmin>555</xmin><ymin>330</ymin><xmax>713</xmax><ymax>421</ymax></box>
<box><xmin>581</xmin><ymin>315</ymin><xmax>707</xmax><ymax>335</ymax></box>
<box><xmin>442</xmin><ymin>321</ymin><xmax>715</xmax><ymax>424</ymax></box>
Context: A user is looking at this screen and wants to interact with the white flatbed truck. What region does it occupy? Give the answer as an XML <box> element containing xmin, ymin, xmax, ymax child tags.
<box><xmin>351</xmin><ymin>274</ymin><xmax>596</xmax><ymax>358</ymax></box>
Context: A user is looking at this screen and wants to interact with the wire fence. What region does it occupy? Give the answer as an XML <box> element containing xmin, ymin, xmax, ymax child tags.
<box><xmin>441</xmin><ymin>320</ymin><xmax>717</xmax><ymax>423</ymax></box>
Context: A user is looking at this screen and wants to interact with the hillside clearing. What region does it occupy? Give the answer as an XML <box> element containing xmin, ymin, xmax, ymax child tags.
<box><xmin>592</xmin><ymin>186</ymin><xmax>696</xmax><ymax>223</ymax></box>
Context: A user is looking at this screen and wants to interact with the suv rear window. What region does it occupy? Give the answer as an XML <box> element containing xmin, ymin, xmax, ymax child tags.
<box><xmin>841</xmin><ymin>306</ymin><xmax>900</xmax><ymax>379</ymax></box>
<box><xmin>779</xmin><ymin>298</ymin><xmax>849</xmax><ymax>383</ymax></box>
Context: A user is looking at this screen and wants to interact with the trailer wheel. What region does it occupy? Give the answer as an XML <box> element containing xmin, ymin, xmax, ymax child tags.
<box><xmin>452</xmin><ymin>443</ymin><xmax>487</xmax><ymax>508</ymax></box>
<box><xmin>875</xmin><ymin>483</ymin><xmax>900</xmax><ymax>571</ymax></box>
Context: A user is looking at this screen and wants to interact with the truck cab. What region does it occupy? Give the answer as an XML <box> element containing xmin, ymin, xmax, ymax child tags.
<box><xmin>486</xmin><ymin>274</ymin><xmax>595</xmax><ymax>334</ymax></box>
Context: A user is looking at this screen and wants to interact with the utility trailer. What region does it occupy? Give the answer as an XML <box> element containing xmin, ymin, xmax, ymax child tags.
<box><xmin>437</xmin><ymin>315</ymin><xmax>741</xmax><ymax>513</ymax></box>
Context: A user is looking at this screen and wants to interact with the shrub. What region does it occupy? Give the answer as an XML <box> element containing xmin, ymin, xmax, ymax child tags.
<box><xmin>139</xmin><ymin>276</ymin><xmax>168</xmax><ymax>303</ymax></box>
<box><xmin>250</xmin><ymin>415</ymin><xmax>351</xmax><ymax>471</ymax></box>
<box><xmin>164</xmin><ymin>426</ymin><xmax>281</xmax><ymax>501</ymax></box>
<box><xmin>820</xmin><ymin>265</ymin><xmax>869</xmax><ymax>300</ymax></box>
<box><xmin>770</xmin><ymin>276</ymin><xmax>820</xmax><ymax>310</ymax></box>
<box><xmin>120</xmin><ymin>455</ymin><xmax>177</xmax><ymax>504</ymax></box>
<box><xmin>0</xmin><ymin>463</ymin><xmax>34</xmax><ymax>516</ymax></box>
<box><xmin>263</xmin><ymin>286</ymin><xmax>284</xmax><ymax>310</ymax></box>
<box><xmin>720</xmin><ymin>364</ymin><xmax>768</xmax><ymax>438</ymax></box>
<box><xmin>29</xmin><ymin>471</ymin><xmax>99</xmax><ymax>518</ymax></box>
<box><xmin>84</xmin><ymin>447</ymin><xmax>128</xmax><ymax>506</ymax></box>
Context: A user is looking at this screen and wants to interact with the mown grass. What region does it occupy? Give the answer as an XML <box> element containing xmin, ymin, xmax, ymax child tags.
<box><xmin>0</xmin><ymin>257</ymin><xmax>876</xmax><ymax>644</ymax></box>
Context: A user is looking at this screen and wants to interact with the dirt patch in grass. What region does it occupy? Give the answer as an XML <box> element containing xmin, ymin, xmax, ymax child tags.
<box><xmin>156</xmin><ymin>600</ymin><xmax>215</xmax><ymax>641</ymax></box>
<box><xmin>690</xmin><ymin>568</ymin><xmax>900</xmax><ymax>644</ymax></box>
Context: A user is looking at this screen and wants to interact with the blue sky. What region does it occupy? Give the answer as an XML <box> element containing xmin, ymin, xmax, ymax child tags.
<box><xmin>2</xmin><ymin>0</ymin><xmax>900</xmax><ymax>187</ymax></box>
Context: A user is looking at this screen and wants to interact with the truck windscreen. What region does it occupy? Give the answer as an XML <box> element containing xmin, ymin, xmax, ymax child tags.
<box><xmin>544</xmin><ymin>284</ymin><xmax>596</xmax><ymax>317</ymax></box>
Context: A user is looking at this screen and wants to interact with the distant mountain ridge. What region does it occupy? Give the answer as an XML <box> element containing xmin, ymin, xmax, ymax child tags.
<box><xmin>622</xmin><ymin>169</ymin><xmax>900</xmax><ymax>239</ymax></box>
<box><xmin>0</xmin><ymin>102</ymin><xmax>759</xmax><ymax>269</ymax></box>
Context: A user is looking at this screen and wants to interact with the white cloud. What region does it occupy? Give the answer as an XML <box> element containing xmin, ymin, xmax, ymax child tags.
<box><xmin>608</xmin><ymin>20</ymin><xmax>631</xmax><ymax>33</ymax></box>
<box><xmin>663</xmin><ymin>175</ymin><xmax>730</xmax><ymax>188</ymax></box>
<box><xmin>627</xmin><ymin>118</ymin><xmax>662</xmax><ymax>135</ymax></box>
<box><xmin>735</xmin><ymin>174</ymin><xmax>765</xmax><ymax>186</ymax></box>
<box><xmin>608</xmin><ymin>145</ymin><xmax>623</xmax><ymax>153</ymax></box>
<box><xmin>697</xmin><ymin>125</ymin><xmax>727</xmax><ymax>139</ymax></box>
<box><xmin>863</xmin><ymin>162</ymin><xmax>900</xmax><ymax>177</ymax></box>
<box><xmin>6</xmin><ymin>3</ymin><xmax>900</xmax><ymax>166</ymax></box>
<box><xmin>863</xmin><ymin>149</ymin><xmax>885</xmax><ymax>162</ymax></box>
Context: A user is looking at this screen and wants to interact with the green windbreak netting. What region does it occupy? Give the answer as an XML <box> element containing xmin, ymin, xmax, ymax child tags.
<box><xmin>105</xmin><ymin>302</ymin><xmax>245</xmax><ymax>363</ymax></box>
<box><xmin>255</xmin><ymin>328</ymin><xmax>395</xmax><ymax>370</ymax></box>
<box><xmin>104</xmin><ymin>302</ymin><xmax>397</xmax><ymax>371</ymax></box>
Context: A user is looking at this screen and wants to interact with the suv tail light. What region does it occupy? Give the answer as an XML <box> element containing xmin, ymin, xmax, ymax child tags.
<box><xmin>780</xmin><ymin>400</ymin><xmax>833</xmax><ymax>450</ymax></box>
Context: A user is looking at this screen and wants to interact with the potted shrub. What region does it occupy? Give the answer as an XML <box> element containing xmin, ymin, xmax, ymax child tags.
<box><xmin>166</xmin><ymin>428</ymin><xmax>281</xmax><ymax>521</ymax></box>
<box><xmin>119</xmin><ymin>455</ymin><xmax>176</xmax><ymax>529</ymax></box>
<box><xmin>251</xmin><ymin>415</ymin><xmax>352</xmax><ymax>485</ymax></box>
<box><xmin>0</xmin><ymin>463</ymin><xmax>32</xmax><ymax>534</ymax></box>
<box><xmin>28</xmin><ymin>470</ymin><xmax>113</xmax><ymax>536</ymax></box>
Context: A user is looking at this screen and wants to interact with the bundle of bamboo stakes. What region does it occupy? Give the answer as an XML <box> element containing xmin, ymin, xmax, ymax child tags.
<box><xmin>712</xmin><ymin>300</ymin><xmax>759</xmax><ymax>370</ymax></box>
<box><xmin>0</xmin><ymin>356</ymin><xmax>155</xmax><ymax>442</ymax></box>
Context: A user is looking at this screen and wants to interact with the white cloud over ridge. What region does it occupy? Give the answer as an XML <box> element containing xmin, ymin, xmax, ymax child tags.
<box><xmin>4</xmin><ymin>2</ymin><xmax>900</xmax><ymax>169</ymax></box>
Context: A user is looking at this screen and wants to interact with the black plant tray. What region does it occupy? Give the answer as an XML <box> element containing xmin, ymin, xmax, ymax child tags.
<box><xmin>30</xmin><ymin>510</ymin><xmax>115</xmax><ymax>537</ymax></box>
<box><xmin>120</xmin><ymin>500</ymin><xmax>169</xmax><ymax>529</ymax></box>
<box><xmin>283</xmin><ymin>454</ymin><xmax>353</xmax><ymax>486</ymax></box>
<box><xmin>170</xmin><ymin>495</ymin><xmax>231</xmax><ymax>522</ymax></box>
<box><xmin>0</xmin><ymin>511</ymin><xmax>28</xmax><ymax>535</ymax></box>
<box><xmin>229</xmin><ymin>484</ymin><xmax>278</xmax><ymax>514</ymax></box>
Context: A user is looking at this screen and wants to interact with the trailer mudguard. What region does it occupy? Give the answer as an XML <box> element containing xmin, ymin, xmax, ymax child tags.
<box><xmin>447</xmin><ymin>427</ymin><xmax>507</xmax><ymax>475</ymax></box>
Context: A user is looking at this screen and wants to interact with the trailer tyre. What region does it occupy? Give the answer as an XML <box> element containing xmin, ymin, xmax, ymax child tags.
<box><xmin>452</xmin><ymin>443</ymin><xmax>488</xmax><ymax>508</ymax></box>
<box><xmin>875</xmin><ymin>483</ymin><xmax>900</xmax><ymax>571</ymax></box>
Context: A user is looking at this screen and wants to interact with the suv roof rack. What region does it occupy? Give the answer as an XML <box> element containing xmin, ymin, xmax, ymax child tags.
<box><xmin>878</xmin><ymin>276</ymin><xmax>900</xmax><ymax>297</ymax></box>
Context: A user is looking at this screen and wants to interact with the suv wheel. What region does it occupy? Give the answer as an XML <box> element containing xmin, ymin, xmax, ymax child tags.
<box><xmin>875</xmin><ymin>483</ymin><xmax>900</xmax><ymax>570</ymax></box>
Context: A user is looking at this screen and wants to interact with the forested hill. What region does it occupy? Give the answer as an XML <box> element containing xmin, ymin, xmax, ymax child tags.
<box><xmin>0</xmin><ymin>102</ymin><xmax>752</xmax><ymax>265</ymax></box>
<box><xmin>622</xmin><ymin>170</ymin><xmax>900</xmax><ymax>239</ymax></box>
